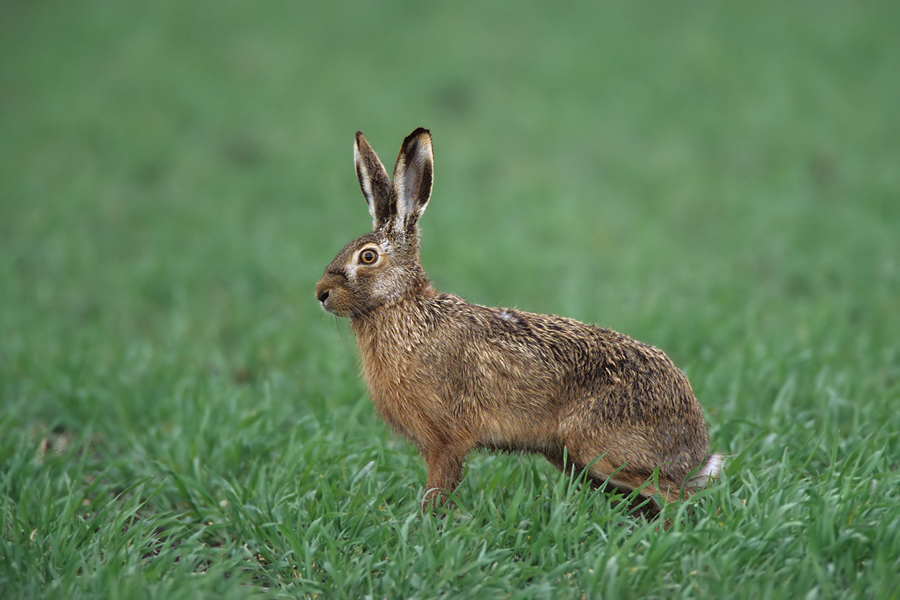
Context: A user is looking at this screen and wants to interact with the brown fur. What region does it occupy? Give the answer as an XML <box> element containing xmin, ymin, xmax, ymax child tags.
<box><xmin>315</xmin><ymin>128</ymin><xmax>722</xmax><ymax>514</ymax></box>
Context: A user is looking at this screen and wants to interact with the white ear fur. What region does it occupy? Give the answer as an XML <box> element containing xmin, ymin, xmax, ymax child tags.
<box><xmin>390</xmin><ymin>128</ymin><xmax>433</xmax><ymax>234</ymax></box>
<box><xmin>354</xmin><ymin>131</ymin><xmax>392</xmax><ymax>231</ymax></box>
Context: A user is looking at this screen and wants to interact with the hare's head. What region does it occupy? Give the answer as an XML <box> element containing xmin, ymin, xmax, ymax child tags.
<box><xmin>315</xmin><ymin>128</ymin><xmax>434</xmax><ymax>318</ymax></box>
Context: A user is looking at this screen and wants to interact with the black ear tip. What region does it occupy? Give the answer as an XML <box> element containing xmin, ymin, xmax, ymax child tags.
<box><xmin>356</xmin><ymin>131</ymin><xmax>366</xmax><ymax>141</ymax></box>
<box><xmin>402</xmin><ymin>128</ymin><xmax>432</xmax><ymax>154</ymax></box>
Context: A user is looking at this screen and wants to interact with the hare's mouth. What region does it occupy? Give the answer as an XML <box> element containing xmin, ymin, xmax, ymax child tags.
<box><xmin>320</xmin><ymin>302</ymin><xmax>350</xmax><ymax>318</ymax></box>
<box><xmin>315</xmin><ymin>287</ymin><xmax>340</xmax><ymax>315</ymax></box>
<box><xmin>318</xmin><ymin>295</ymin><xmax>344</xmax><ymax>316</ymax></box>
<box><xmin>316</xmin><ymin>289</ymin><xmax>361</xmax><ymax>318</ymax></box>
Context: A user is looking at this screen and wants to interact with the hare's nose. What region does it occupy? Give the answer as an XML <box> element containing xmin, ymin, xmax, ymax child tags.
<box><xmin>316</xmin><ymin>287</ymin><xmax>330</xmax><ymax>304</ymax></box>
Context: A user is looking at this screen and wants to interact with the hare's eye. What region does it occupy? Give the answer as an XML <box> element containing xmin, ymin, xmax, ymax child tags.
<box><xmin>359</xmin><ymin>249</ymin><xmax>378</xmax><ymax>265</ymax></box>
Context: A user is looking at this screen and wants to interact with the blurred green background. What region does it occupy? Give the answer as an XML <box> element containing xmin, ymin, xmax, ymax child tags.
<box><xmin>1</xmin><ymin>1</ymin><xmax>899</xmax><ymax>596</ymax></box>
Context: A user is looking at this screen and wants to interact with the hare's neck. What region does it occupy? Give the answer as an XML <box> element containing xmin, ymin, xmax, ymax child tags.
<box><xmin>350</xmin><ymin>292</ymin><xmax>436</xmax><ymax>356</ymax></box>
<box><xmin>349</xmin><ymin>295</ymin><xmax>436</xmax><ymax>414</ymax></box>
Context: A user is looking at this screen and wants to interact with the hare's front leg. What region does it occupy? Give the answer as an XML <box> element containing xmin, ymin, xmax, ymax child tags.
<box><xmin>421</xmin><ymin>446</ymin><xmax>466</xmax><ymax>510</ymax></box>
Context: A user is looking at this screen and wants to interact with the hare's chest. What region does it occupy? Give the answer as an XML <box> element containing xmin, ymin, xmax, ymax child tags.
<box><xmin>356</xmin><ymin>338</ymin><xmax>440</xmax><ymax>444</ymax></box>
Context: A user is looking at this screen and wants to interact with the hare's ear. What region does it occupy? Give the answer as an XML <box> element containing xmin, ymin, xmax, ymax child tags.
<box><xmin>390</xmin><ymin>127</ymin><xmax>433</xmax><ymax>233</ymax></box>
<box><xmin>354</xmin><ymin>131</ymin><xmax>393</xmax><ymax>231</ymax></box>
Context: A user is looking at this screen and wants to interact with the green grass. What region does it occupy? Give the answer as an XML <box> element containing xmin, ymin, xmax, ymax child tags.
<box><xmin>2</xmin><ymin>1</ymin><xmax>899</xmax><ymax>598</ymax></box>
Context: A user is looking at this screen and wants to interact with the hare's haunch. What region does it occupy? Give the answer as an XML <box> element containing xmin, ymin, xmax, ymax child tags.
<box><xmin>316</xmin><ymin>128</ymin><xmax>722</xmax><ymax>515</ymax></box>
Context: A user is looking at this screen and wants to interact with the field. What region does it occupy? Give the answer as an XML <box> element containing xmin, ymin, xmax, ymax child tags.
<box><xmin>2</xmin><ymin>2</ymin><xmax>899</xmax><ymax>598</ymax></box>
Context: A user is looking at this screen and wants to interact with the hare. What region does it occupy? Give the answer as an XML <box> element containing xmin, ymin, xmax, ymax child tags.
<box><xmin>315</xmin><ymin>128</ymin><xmax>723</xmax><ymax>515</ymax></box>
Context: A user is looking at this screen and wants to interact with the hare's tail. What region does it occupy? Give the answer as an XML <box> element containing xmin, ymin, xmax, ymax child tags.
<box><xmin>686</xmin><ymin>453</ymin><xmax>725</xmax><ymax>490</ymax></box>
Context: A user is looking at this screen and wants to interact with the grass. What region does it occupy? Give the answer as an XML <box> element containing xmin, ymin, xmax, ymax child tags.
<box><xmin>2</xmin><ymin>1</ymin><xmax>899</xmax><ymax>598</ymax></box>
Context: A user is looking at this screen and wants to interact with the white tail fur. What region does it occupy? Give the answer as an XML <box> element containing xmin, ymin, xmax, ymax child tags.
<box><xmin>687</xmin><ymin>454</ymin><xmax>725</xmax><ymax>490</ymax></box>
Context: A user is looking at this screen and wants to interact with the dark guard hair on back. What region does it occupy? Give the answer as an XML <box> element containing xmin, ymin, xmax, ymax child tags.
<box><xmin>315</xmin><ymin>128</ymin><xmax>723</xmax><ymax>517</ymax></box>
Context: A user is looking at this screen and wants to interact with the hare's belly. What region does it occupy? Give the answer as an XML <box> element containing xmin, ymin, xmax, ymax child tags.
<box><xmin>471</xmin><ymin>396</ymin><xmax>559</xmax><ymax>453</ymax></box>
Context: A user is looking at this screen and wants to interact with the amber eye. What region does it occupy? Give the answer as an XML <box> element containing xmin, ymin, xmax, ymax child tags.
<box><xmin>359</xmin><ymin>248</ymin><xmax>378</xmax><ymax>265</ymax></box>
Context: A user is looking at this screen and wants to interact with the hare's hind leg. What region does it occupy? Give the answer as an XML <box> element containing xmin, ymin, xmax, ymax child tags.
<box><xmin>603</xmin><ymin>466</ymin><xmax>688</xmax><ymax>503</ymax></box>
<box><xmin>555</xmin><ymin>408</ymin><xmax>690</xmax><ymax>512</ymax></box>
<box><xmin>544</xmin><ymin>446</ymin><xmax>666</xmax><ymax>517</ymax></box>
<box><xmin>543</xmin><ymin>448</ymin><xmax>661</xmax><ymax>517</ymax></box>
<box><xmin>567</xmin><ymin>436</ymin><xmax>689</xmax><ymax>503</ymax></box>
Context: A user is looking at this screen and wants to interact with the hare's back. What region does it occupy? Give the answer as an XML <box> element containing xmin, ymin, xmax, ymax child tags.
<box><xmin>430</xmin><ymin>296</ymin><xmax>702</xmax><ymax>417</ymax></box>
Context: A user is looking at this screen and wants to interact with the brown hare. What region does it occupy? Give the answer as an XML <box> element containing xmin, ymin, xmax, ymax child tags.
<box><xmin>315</xmin><ymin>128</ymin><xmax>722</xmax><ymax>515</ymax></box>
